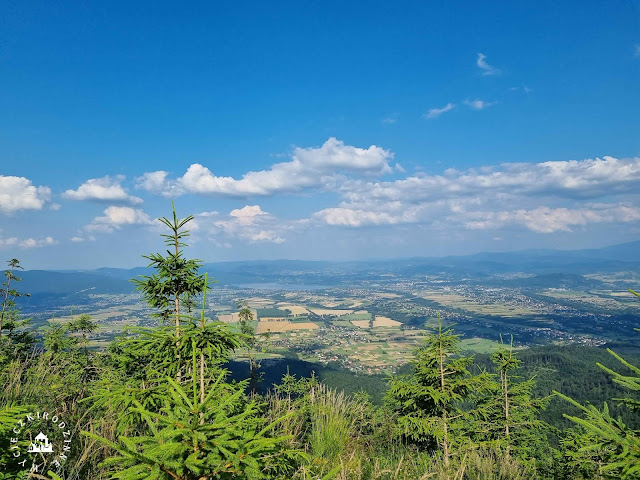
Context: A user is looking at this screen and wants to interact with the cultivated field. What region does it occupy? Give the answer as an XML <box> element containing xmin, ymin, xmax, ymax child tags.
<box><xmin>217</xmin><ymin>311</ymin><xmax>258</xmax><ymax>323</ymax></box>
<box><xmin>373</xmin><ymin>316</ymin><xmax>401</xmax><ymax>327</ymax></box>
<box><xmin>418</xmin><ymin>291</ymin><xmax>538</xmax><ymax>316</ymax></box>
<box><xmin>540</xmin><ymin>289</ymin><xmax>640</xmax><ymax>309</ymax></box>
<box><xmin>351</xmin><ymin>320</ymin><xmax>370</xmax><ymax>328</ymax></box>
<box><xmin>276</xmin><ymin>303</ymin><xmax>309</xmax><ymax>315</ymax></box>
<box><xmin>256</xmin><ymin>321</ymin><xmax>319</xmax><ymax>334</ymax></box>
<box><xmin>39</xmin><ymin>276</ymin><xmax>626</xmax><ymax>375</ymax></box>
<box><xmin>309</xmin><ymin>308</ymin><xmax>354</xmax><ymax>316</ymax></box>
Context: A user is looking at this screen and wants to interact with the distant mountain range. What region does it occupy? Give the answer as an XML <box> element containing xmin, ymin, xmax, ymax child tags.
<box><xmin>15</xmin><ymin>240</ymin><xmax>640</xmax><ymax>299</ymax></box>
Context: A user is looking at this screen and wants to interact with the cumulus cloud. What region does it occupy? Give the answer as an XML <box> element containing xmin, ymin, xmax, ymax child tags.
<box><xmin>19</xmin><ymin>237</ymin><xmax>57</xmax><ymax>248</ymax></box>
<box><xmin>195</xmin><ymin>205</ymin><xmax>286</xmax><ymax>244</ymax></box>
<box><xmin>135</xmin><ymin>171</ymin><xmax>178</xmax><ymax>198</ymax></box>
<box><xmin>138</xmin><ymin>138</ymin><xmax>393</xmax><ymax>198</ymax></box>
<box><xmin>63</xmin><ymin>175</ymin><xmax>142</xmax><ymax>204</ymax></box>
<box><xmin>70</xmin><ymin>235</ymin><xmax>96</xmax><ymax>243</ymax></box>
<box><xmin>0</xmin><ymin>176</ymin><xmax>52</xmax><ymax>214</ymax></box>
<box><xmin>0</xmin><ymin>235</ymin><xmax>57</xmax><ymax>249</ymax></box>
<box><xmin>424</xmin><ymin>103</ymin><xmax>455</xmax><ymax>119</ymax></box>
<box><xmin>463</xmin><ymin>205</ymin><xmax>640</xmax><ymax>233</ymax></box>
<box><xmin>0</xmin><ymin>237</ymin><xmax>18</xmax><ymax>247</ymax></box>
<box><xmin>86</xmin><ymin>206</ymin><xmax>153</xmax><ymax>233</ymax></box>
<box><xmin>81</xmin><ymin>151</ymin><xmax>640</xmax><ymax>245</ymax></box>
<box><xmin>229</xmin><ymin>205</ymin><xmax>268</xmax><ymax>221</ymax></box>
<box><xmin>313</xmin><ymin>202</ymin><xmax>429</xmax><ymax>227</ymax></box>
<box><xmin>464</xmin><ymin>99</ymin><xmax>496</xmax><ymax>110</ymax></box>
<box><xmin>314</xmin><ymin>208</ymin><xmax>399</xmax><ymax>227</ymax></box>
<box><xmin>247</xmin><ymin>230</ymin><xmax>285</xmax><ymax>243</ymax></box>
<box><xmin>477</xmin><ymin>53</ymin><xmax>500</xmax><ymax>76</ymax></box>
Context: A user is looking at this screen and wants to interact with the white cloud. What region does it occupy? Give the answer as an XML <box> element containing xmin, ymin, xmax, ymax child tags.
<box><xmin>138</xmin><ymin>138</ymin><xmax>393</xmax><ymax>198</ymax></box>
<box><xmin>68</xmin><ymin>151</ymin><xmax>640</xmax><ymax>248</ymax></box>
<box><xmin>464</xmin><ymin>99</ymin><xmax>496</xmax><ymax>110</ymax></box>
<box><xmin>635</xmin><ymin>44</ymin><xmax>640</xmax><ymax>57</ymax></box>
<box><xmin>195</xmin><ymin>205</ymin><xmax>287</xmax><ymax>244</ymax></box>
<box><xmin>511</xmin><ymin>85</ymin><xmax>533</xmax><ymax>94</ymax></box>
<box><xmin>0</xmin><ymin>237</ymin><xmax>18</xmax><ymax>247</ymax></box>
<box><xmin>314</xmin><ymin>208</ymin><xmax>402</xmax><ymax>227</ymax></box>
<box><xmin>0</xmin><ymin>235</ymin><xmax>57</xmax><ymax>249</ymax></box>
<box><xmin>463</xmin><ymin>205</ymin><xmax>640</xmax><ymax>233</ymax></box>
<box><xmin>307</xmin><ymin>154</ymin><xmax>640</xmax><ymax>240</ymax></box>
<box><xmin>19</xmin><ymin>236</ymin><xmax>57</xmax><ymax>248</ymax></box>
<box><xmin>0</xmin><ymin>176</ymin><xmax>52</xmax><ymax>214</ymax></box>
<box><xmin>63</xmin><ymin>175</ymin><xmax>142</xmax><ymax>204</ymax></box>
<box><xmin>248</xmin><ymin>230</ymin><xmax>285</xmax><ymax>243</ymax></box>
<box><xmin>135</xmin><ymin>171</ymin><xmax>178</xmax><ymax>198</ymax></box>
<box><xmin>86</xmin><ymin>206</ymin><xmax>153</xmax><ymax>233</ymax></box>
<box><xmin>313</xmin><ymin>200</ymin><xmax>434</xmax><ymax>228</ymax></box>
<box><xmin>424</xmin><ymin>103</ymin><xmax>455</xmax><ymax>119</ymax></box>
<box><xmin>477</xmin><ymin>53</ymin><xmax>501</xmax><ymax>76</ymax></box>
<box><xmin>229</xmin><ymin>205</ymin><xmax>267</xmax><ymax>220</ymax></box>
<box><xmin>381</xmin><ymin>114</ymin><xmax>398</xmax><ymax>125</ymax></box>
<box><xmin>70</xmin><ymin>236</ymin><xmax>85</xmax><ymax>243</ymax></box>
<box><xmin>340</xmin><ymin>155</ymin><xmax>640</xmax><ymax>204</ymax></box>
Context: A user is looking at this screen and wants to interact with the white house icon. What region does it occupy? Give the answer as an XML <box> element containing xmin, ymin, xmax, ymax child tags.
<box><xmin>28</xmin><ymin>432</ymin><xmax>53</xmax><ymax>453</ymax></box>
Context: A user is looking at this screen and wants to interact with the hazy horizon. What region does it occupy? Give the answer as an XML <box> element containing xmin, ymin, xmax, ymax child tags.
<box><xmin>15</xmin><ymin>238</ymin><xmax>640</xmax><ymax>272</ymax></box>
<box><xmin>2</xmin><ymin>2</ymin><xmax>639</xmax><ymax>270</ymax></box>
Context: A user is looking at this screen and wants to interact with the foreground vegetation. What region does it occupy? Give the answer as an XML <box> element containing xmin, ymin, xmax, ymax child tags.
<box><xmin>2</xmin><ymin>206</ymin><xmax>640</xmax><ymax>479</ymax></box>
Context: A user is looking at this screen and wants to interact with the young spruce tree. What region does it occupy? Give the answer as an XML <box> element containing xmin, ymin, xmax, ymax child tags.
<box><xmin>85</xmin><ymin>205</ymin><xmax>301</xmax><ymax>479</ymax></box>
<box><xmin>387</xmin><ymin>318</ymin><xmax>485</xmax><ymax>466</ymax></box>
<box><xmin>475</xmin><ymin>336</ymin><xmax>548</xmax><ymax>462</ymax></box>
<box><xmin>556</xmin><ymin>289</ymin><xmax>640</xmax><ymax>478</ymax></box>
<box><xmin>238</xmin><ymin>300</ymin><xmax>263</xmax><ymax>395</ymax></box>
<box><xmin>0</xmin><ymin>259</ymin><xmax>30</xmax><ymax>341</ymax></box>
<box><xmin>132</xmin><ymin>203</ymin><xmax>209</xmax><ymax>381</ymax></box>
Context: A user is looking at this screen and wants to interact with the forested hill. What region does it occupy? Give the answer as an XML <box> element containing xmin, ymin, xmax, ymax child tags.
<box><xmin>475</xmin><ymin>345</ymin><xmax>640</xmax><ymax>430</ymax></box>
<box><xmin>230</xmin><ymin>344</ymin><xmax>640</xmax><ymax>430</ymax></box>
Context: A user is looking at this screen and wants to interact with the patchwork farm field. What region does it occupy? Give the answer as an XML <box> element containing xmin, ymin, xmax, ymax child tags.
<box><xmin>35</xmin><ymin>273</ymin><xmax>637</xmax><ymax>374</ymax></box>
<box><xmin>539</xmin><ymin>289</ymin><xmax>640</xmax><ymax>310</ymax></box>
<box><xmin>417</xmin><ymin>291</ymin><xmax>539</xmax><ymax>317</ymax></box>
<box><xmin>212</xmin><ymin>295</ymin><xmax>516</xmax><ymax>374</ymax></box>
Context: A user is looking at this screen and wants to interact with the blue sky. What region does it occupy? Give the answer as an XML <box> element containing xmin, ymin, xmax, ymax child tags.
<box><xmin>1</xmin><ymin>0</ymin><xmax>640</xmax><ymax>269</ymax></box>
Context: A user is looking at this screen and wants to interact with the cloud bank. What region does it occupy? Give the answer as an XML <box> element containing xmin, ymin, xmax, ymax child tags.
<box><xmin>6</xmin><ymin>138</ymin><xmax>640</xmax><ymax>254</ymax></box>
<box><xmin>312</xmin><ymin>155</ymin><xmax>640</xmax><ymax>235</ymax></box>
